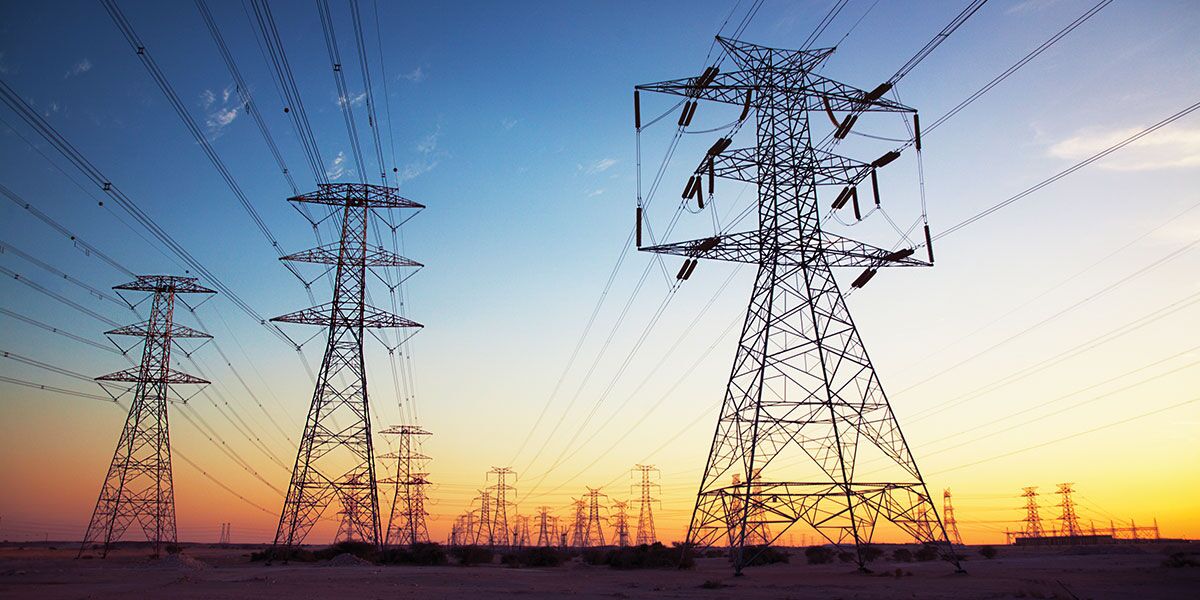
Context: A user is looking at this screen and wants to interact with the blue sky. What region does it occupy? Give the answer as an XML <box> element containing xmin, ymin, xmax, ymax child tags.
<box><xmin>1</xmin><ymin>0</ymin><xmax>1198</xmax><ymax>543</ymax></box>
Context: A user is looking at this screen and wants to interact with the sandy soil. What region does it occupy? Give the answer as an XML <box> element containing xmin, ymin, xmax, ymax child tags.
<box><xmin>1</xmin><ymin>543</ymin><xmax>1197</xmax><ymax>599</ymax></box>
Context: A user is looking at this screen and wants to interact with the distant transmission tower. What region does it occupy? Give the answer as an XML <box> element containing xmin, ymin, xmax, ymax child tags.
<box><xmin>1056</xmin><ymin>483</ymin><xmax>1082</xmax><ymax>537</ymax></box>
<box><xmin>513</xmin><ymin>515</ymin><xmax>531</xmax><ymax>548</ymax></box>
<box><xmin>219</xmin><ymin>522</ymin><xmax>231</xmax><ymax>546</ymax></box>
<box><xmin>582</xmin><ymin>488</ymin><xmax>608</xmax><ymax>547</ymax></box>
<box><xmin>1022</xmin><ymin>487</ymin><xmax>1045</xmax><ymax>538</ymax></box>
<box><xmin>535</xmin><ymin>506</ymin><xmax>555</xmax><ymax>547</ymax></box>
<box><xmin>380</xmin><ymin>425</ymin><xmax>432</xmax><ymax>546</ymax></box>
<box><xmin>636</xmin><ymin>37</ymin><xmax>958</xmax><ymax>573</ymax></box>
<box><xmin>271</xmin><ymin>183</ymin><xmax>424</xmax><ymax>553</ymax></box>
<box><xmin>612</xmin><ymin>500</ymin><xmax>631</xmax><ymax>547</ymax></box>
<box><xmin>943</xmin><ymin>489</ymin><xmax>963</xmax><ymax>545</ymax></box>
<box><xmin>474</xmin><ymin>489</ymin><xmax>494</xmax><ymax>546</ymax></box>
<box><xmin>488</xmin><ymin>467</ymin><xmax>516</xmax><ymax>547</ymax></box>
<box><xmin>78</xmin><ymin>275</ymin><xmax>215</xmax><ymax>559</ymax></box>
<box><xmin>569</xmin><ymin>498</ymin><xmax>586</xmax><ymax>548</ymax></box>
<box><xmin>633</xmin><ymin>464</ymin><xmax>659</xmax><ymax>545</ymax></box>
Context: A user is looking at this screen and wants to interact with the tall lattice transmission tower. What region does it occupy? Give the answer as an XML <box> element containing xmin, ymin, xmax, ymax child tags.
<box><xmin>582</xmin><ymin>488</ymin><xmax>608</xmax><ymax>547</ymax></box>
<box><xmin>1022</xmin><ymin>487</ymin><xmax>1045</xmax><ymax>538</ymax></box>
<box><xmin>474</xmin><ymin>489</ymin><xmax>494</xmax><ymax>546</ymax></box>
<box><xmin>569</xmin><ymin>498</ymin><xmax>587</xmax><ymax>548</ymax></box>
<box><xmin>612</xmin><ymin>500</ymin><xmax>631</xmax><ymax>547</ymax></box>
<box><xmin>943</xmin><ymin>489</ymin><xmax>964</xmax><ymax>545</ymax></box>
<box><xmin>1056</xmin><ymin>483</ymin><xmax>1082</xmax><ymax>537</ymax></box>
<box><xmin>633</xmin><ymin>464</ymin><xmax>659</xmax><ymax>545</ymax></box>
<box><xmin>271</xmin><ymin>183</ymin><xmax>424</xmax><ymax>553</ymax></box>
<box><xmin>635</xmin><ymin>36</ymin><xmax>958</xmax><ymax>573</ymax></box>
<box><xmin>488</xmin><ymin>467</ymin><xmax>516</xmax><ymax>547</ymax></box>
<box><xmin>78</xmin><ymin>275</ymin><xmax>215</xmax><ymax>558</ymax></box>
<box><xmin>535</xmin><ymin>506</ymin><xmax>556</xmax><ymax>547</ymax></box>
<box><xmin>380</xmin><ymin>425</ymin><xmax>432</xmax><ymax>546</ymax></box>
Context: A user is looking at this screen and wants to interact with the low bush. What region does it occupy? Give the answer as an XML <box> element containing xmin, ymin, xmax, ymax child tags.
<box><xmin>837</xmin><ymin>551</ymin><xmax>856</xmax><ymax>563</ymax></box>
<box><xmin>914</xmin><ymin>544</ymin><xmax>940</xmax><ymax>562</ymax></box>
<box><xmin>164</xmin><ymin>544</ymin><xmax>183</xmax><ymax>555</ymax></box>
<box><xmin>742</xmin><ymin>545</ymin><xmax>789</xmax><ymax>566</ymax></box>
<box><xmin>979</xmin><ymin>545</ymin><xmax>998</xmax><ymax>560</ymax></box>
<box><xmin>379</xmin><ymin>543</ymin><xmax>447</xmax><ymax>566</ymax></box>
<box><xmin>582</xmin><ymin>543</ymin><xmax>695</xmax><ymax>570</ymax></box>
<box><xmin>250</xmin><ymin>547</ymin><xmax>317</xmax><ymax>563</ymax></box>
<box><xmin>859</xmin><ymin>545</ymin><xmax>883</xmax><ymax>564</ymax></box>
<box><xmin>892</xmin><ymin>548</ymin><xmax>913</xmax><ymax>562</ymax></box>
<box><xmin>1162</xmin><ymin>552</ymin><xmax>1199</xmax><ymax>568</ymax></box>
<box><xmin>804</xmin><ymin>546</ymin><xmax>834</xmax><ymax>564</ymax></box>
<box><xmin>313</xmin><ymin>541</ymin><xmax>377</xmax><ymax>562</ymax></box>
<box><xmin>450</xmin><ymin>544</ymin><xmax>494</xmax><ymax>566</ymax></box>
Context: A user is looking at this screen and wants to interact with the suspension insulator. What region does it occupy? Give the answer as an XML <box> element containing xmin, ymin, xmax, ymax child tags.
<box><xmin>834</xmin><ymin>114</ymin><xmax>859</xmax><ymax>140</ymax></box>
<box><xmin>695</xmin><ymin>66</ymin><xmax>720</xmax><ymax>89</ymax></box>
<box><xmin>634</xmin><ymin>90</ymin><xmax>641</xmax><ymax>129</ymax></box>
<box><xmin>872</xmin><ymin>150</ymin><xmax>902</xmax><ymax>168</ymax></box>
<box><xmin>682</xmin><ymin>176</ymin><xmax>698</xmax><ymax>199</ymax></box>
<box><xmin>924</xmin><ymin>223</ymin><xmax>935</xmax><ymax>263</ymax></box>
<box><xmin>707</xmin><ymin>137</ymin><xmax>732</xmax><ymax>157</ymax></box>
<box><xmin>682</xmin><ymin>258</ymin><xmax>699</xmax><ymax>280</ymax></box>
<box><xmin>864</xmin><ymin>82</ymin><xmax>893</xmax><ymax>102</ymax></box>
<box><xmin>913</xmin><ymin>112</ymin><xmax>922</xmax><ymax>151</ymax></box>
<box><xmin>677</xmin><ymin>101</ymin><xmax>689</xmax><ymax>127</ymax></box>
<box><xmin>636</xmin><ymin>206</ymin><xmax>643</xmax><ymax>247</ymax></box>
<box><xmin>851</xmin><ymin>268</ymin><xmax>877</xmax><ymax>289</ymax></box>
<box><xmin>682</xmin><ymin>101</ymin><xmax>698</xmax><ymax>127</ymax></box>
<box><xmin>883</xmin><ymin>248</ymin><xmax>915</xmax><ymax>262</ymax></box>
<box><xmin>832</xmin><ymin>185</ymin><xmax>853</xmax><ymax>210</ymax></box>
<box><xmin>739</xmin><ymin>89</ymin><xmax>753</xmax><ymax>121</ymax></box>
<box><xmin>675</xmin><ymin>259</ymin><xmax>692</xmax><ymax>280</ymax></box>
<box><xmin>871</xmin><ymin>169</ymin><xmax>881</xmax><ymax>207</ymax></box>
<box><xmin>708</xmin><ymin>155</ymin><xmax>716</xmax><ymax>192</ymax></box>
<box><xmin>697</xmin><ymin>236</ymin><xmax>720</xmax><ymax>252</ymax></box>
<box><xmin>851</xmin><ymin>186</ymin><xmax>861</xmax><ymax>220</ymax></box>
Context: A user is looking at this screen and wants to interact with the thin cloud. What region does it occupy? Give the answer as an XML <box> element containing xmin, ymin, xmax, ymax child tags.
<box><xmin>587</xmin><ymin>189</ymin><xmax>605</xmax><ymax>198</ymax></box>
<box><xmin>501</xmin><ymin>118</ymin><xmax>518</xmax><ymax>131</ymax></box>
<box><xmin>581</xmin><ymin>158</ymin><xmax>617</xmax><ymax>175</ymax></box>
<box><xmin>64</xmin><ymin>58</ymin><xmax>92</xmax><ymax>79</ymax></box>
<box><xmin>400</xmin><ymin>66</ymin><xmax>425</xmax><ymax>83</ymax></box>
<box><xmin>1047</xmin><ymin>126</ymin><xmax>1200</xmax><ymax>171</ymax></box>
<box><xmin>327</xmin><ymin>151</ymin><xmax>348</xmax><ymax>180</ymax></box>
<box><xmin>338</xmin><ymin>91</ymin><xmax>367</xmax><ymax>107</ymax></box>
<box><xmin>416</xmin><ymin>127</ymin><xmax>440</xmax><ymax>154</ymax></box>
<box><xmin>202</xmin><ymin>84</ymin><xmax>241</xmax><ymax>138</ymax></box>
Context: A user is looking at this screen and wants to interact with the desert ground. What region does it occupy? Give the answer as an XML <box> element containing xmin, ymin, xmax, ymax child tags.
<box><xmin>1</xmin><ymin>542</ymin><xmax>1197</xmax><ymax>599</ymax></box>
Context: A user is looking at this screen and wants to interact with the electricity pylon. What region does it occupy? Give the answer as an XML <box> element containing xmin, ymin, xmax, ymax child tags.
<box><xmin>219</xmin><ymin>522</ymin><xmax>231</xmax><ymax>545</ymax></box>
<box><xmin>474</xmin><ymin>490</ymin><xmax>493</xmax><ymax>546</ymax></box>
<box><xmin>488</xmin><ymin>467</ymin><xmax>516</xmax><ymax>547</ymax></box>
<box><xmin>633</xmin><ymin>464</ymin><xmax>659</xmax><ymax>545</ymax></box>
<box><xmin>612</xmin><ymin>500</ymin><xmax>631</xmax><ymax>547</ymax></box>
<box><xmin>535</xmin><ymin>506</ymin><xmax>555</xmax><ymax>546</ymax></box>
<box><xmin>943</xmin><ymin>489</ymin><xmax>963</xmax><ymax>545</ymax></box>
<box><xmin>636</xmin><ymin>37</ymin><xmax>959</xmax><ymax>573</ymax></box>
<box><xmin>1056</xmin><ymin>483</ymin><xmax>1082</xmax><ymax>537</ymax></box>
<box><xmin>78</xmin><ymin>275</ymin><xmax>215</xmax><ymax>558</ymax></box>
<box><xmin>582</xmin><ymin>488</ymin><xmax>608</xmax><ymax>547</ymax></box>
<box><xmin>380</xmin><ymin>425</ymin><xmax>432</xmax><ymax>546</ymax></box>
<box><xmin>1022</xmin><ymin>487</ymin><xmax>1045</xmax><ymax>538</ymax></box>
<box><xmin>569</xmin><ymin>498</ymin><xmax>586</xmax><ymax>548</ymax></box>
<box><xmin>271</xmin><ymin>183</ymin><xmax>423</xmax><ymax>553</ymax></box>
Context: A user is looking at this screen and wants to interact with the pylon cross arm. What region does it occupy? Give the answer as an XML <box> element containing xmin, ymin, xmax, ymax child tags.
<box><xmin>699</xmin><ymin>146</ymin><xmax>875</xmax><ymax>187</ymax></box>
<box><xmin>104</xmin><ymin>322</ymin><xmax>211</xmax><ymax>339</ymax></box>
<box><xmin>281</xmin><ymin>243</ymin><xmax>423</xmax><ymax>268</ymax></box>
<box><xmin>636</xmin><ymin>71</ymin><xmax>912</xmax><ymax>113</ymax></box>
<box><xmin>640</xmin><ymin>230</ymin><xmax>930</xmax><ymax>267</ymax></box>
<box><xmin>96</xmin><ymin>367</ymin><xmax>208</xmax><ymax>385</ymax></box>
<box><xmin>271</xmin><ymin>303</ymin><xmax>423</xmax><ymax>328</ymax></box>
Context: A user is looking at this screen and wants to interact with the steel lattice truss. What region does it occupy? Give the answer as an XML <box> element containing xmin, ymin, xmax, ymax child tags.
<box><xmin>272</xmin><ymin>183</ymin><xmax>423</xmax><ymax>552</ymax></box>
<box><xmin>78</xmin><ymin>275</ymin><xmax>215</xmax><ymax>558</ymax></box>
<box><xmin>637</xmin><ymin>37</ymin><xmax>959</xmax><ymax>573</ymax></box>
<box><xmin>380</xmin><ymin>425</ymin><xmax>432</xmax><ymax>547</ymax></box>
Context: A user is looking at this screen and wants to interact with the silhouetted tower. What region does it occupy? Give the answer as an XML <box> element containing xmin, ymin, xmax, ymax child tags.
<box><xmin>636</xmin><ymin>37</ymin><xmax>957</xmax><ymax>574</ymax></box>
<box><xmin>1022</xmin><ymin>487</ymin><xmax>1045</xmax><ymax>538</ymax></box>
<box><xmin>633</xmin><ymin>464</ymin><xmax>659</xmax><ymax>545</ymax></box>
<box><xmin>380</xmin><ymin>425</ymin><xmax>432</xmax><ymax>546</ymax></box>
<box><xmin>219</xmin><ymin>522</ymin><xmax>231</xmax><ymax>545</ymax></box>
<box><xmin>943</xmin><ymin>489</ymin><xmax>963</xmax><ymax>545</ymax></box>
<box><xmin>744</xmin><ymin>469</ymin><xmax>771</xmax><ymax>546</ymax></box>
<box><xmin>78</xmin><ymin>275</ymin><xmax>215</xmax><ymax>558</ymax></box>
<box><xmin>535</xmin><ymin>506</ymin><xmax>555</xmax><ymax>547</ymax></box>
<box><xmin>488</xmin><ymin>467</ymin><xmax>516</xmax><ymax>547</ymax></box>
<box><xmin>582</xmin><ymin>488</ymin><xmax>608</xmax><ymax>547</ymax></box>
<box><xmin>1056</xmin><ymin>483</ymin><xmax>1082</xmax><ymax>537</ymax></box>
<box><xmin>569</xmin><ymin>498</ymin><xmax>587</xmax><ymax>548</ymax></box>
<box><xmin>271</xmin><ymin>183</ymin><xmax>424</xmax><ymax>552</ymax></box>
<box><xmin>512</xmin><ymin>515</ymin><xmax>531</xmax><ymax>548</ymax></box>
<box><xmin>612</xmin><ymin>500</ymin><xmax>631</xmax><ymax>547</ymax></box>
<box><xmin>474</xmin><ymin>489</ymin><xmax>494</xmax><ymax>546</ymax></box>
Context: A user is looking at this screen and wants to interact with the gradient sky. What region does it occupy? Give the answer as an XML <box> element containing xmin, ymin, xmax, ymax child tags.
<box><xmin>1</xmin><ymin>0</ymin><xmax>1198</xmax><ymax>546</ymax></box>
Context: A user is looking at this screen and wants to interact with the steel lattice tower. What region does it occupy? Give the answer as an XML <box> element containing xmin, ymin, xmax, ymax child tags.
<box><xmin>612</xmin><ymin>500</ymin><xmax>631</xmax><ymax>547</ymax></box>
<box><xmin>943</xmin><ymin>489</ymin><xmax>964</xmax><ymax>545</ymax></box>
<box><xmin>637</xmin><ymin>37</ymin><xmax>959</xmax><ymax>573</ymax></box>
<box><xmin>1056</xmin><ymin>483</ymin><xmax>1082</xmax><ymax>537</ymax></box>
<box><xmin>569</xmin><ymin>498</ymin><xmax>587</xmax><ymax>548</ymax></box>
<box><xmin>535</xmin><ymin>506</ymin><xmax>555</xmax><ymax>547</ymax></box>
<box><xmin>633</xmin><ymin>464</ymin><xmax>659</xmax><ymax>545</ymax></box>
<box><xmin>582</xmin><ymin>488</ymin><xmax>608</xmax><ymax>547</ymax></box>
<box><xmin>78</xmin><ymin>275</ymin><xmax>215</xmax><ymax>558</ymax></box>
<box><xmin>474</xmin><ymin>490</ymin><xmax>493</xmax><ymax>546</ymax></box>
<box><xmin>380</xmin><ymin>425</ymin><xmax>432</xmax><ymax>546</ymax></box>
<box><xmin>488</xmin><ymin>467</ymin><xmax>516</xmax><ymax>547</ymax></box>
<box><xmin>271</xmin><ymin>183</ymin><xmax>424</xmax><ymax>552</ymax></box>
<box><xmin>1022</xmin><ymin>487</ymin><xmax>1045</xmax><ymax>538</ymax></box>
